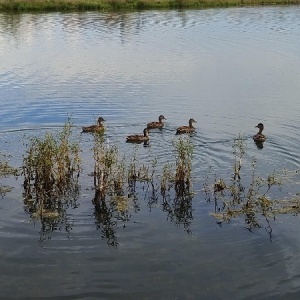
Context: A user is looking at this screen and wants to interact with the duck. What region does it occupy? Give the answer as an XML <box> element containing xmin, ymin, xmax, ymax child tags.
<box><xmin>147</xmin><ymin>115</ymin><xmax>166</xmax><ymax>129</ymax></box>
<box><xmin>176</xmin><ymin>118</ymin><xmax>197</xmax><ymax>135</ymax></box>
<box><xmin>82</xmin><ymin>117</ymin><xmax>105</xmax><ymax>133</ymax></box>
<box><xmin>253</xmin><ymin>123</ymin><xmax>266</xmax><ymax>143</ymax></box>
<box><xmin>126</xmin><ymin>128</ymin><xmax>149</xmax><ymax>143</ymax></box>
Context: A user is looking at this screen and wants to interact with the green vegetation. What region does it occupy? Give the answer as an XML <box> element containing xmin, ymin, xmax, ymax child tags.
<box><xmin>22</xmin><ymin>118</ymin><xmax>80</xmax><ymax>222</ymax></box>
<box><xmin>204</xmin><ymin>135</ymin><xmax>300</xmax><ymax>233</ymax></box>
<box><xmin>0</xmin><ymin>0</ymin><xmax>299</xmax><ymax>12</ymax></box>
<box><xmin>90</xmin><ymin>134</ymin><xmax>194</xmax><ymax>245</ymax></box>
<box><xmin>9</xmin><ymin>118</ymin><xmax>300</xmax><ymax>241</ymax></box>
<box><xmin>91</xmin><ymin>134</ymin><xmax>192</xmax><ymax>201</ymax></box>
<box><xmin>19</xmin><ymin>118</ymin><xmax>196</xmax><ymax>242</ymax></box>
<box><xmin>174</xmin><ymin>137</ymin><xmax>193</xmax><ymax>193</ymax></box>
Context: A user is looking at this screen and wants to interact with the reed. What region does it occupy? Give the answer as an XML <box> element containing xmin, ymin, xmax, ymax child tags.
<box><xmin>90</xmin><ymin>134</ymin><xmax>195</xmax><ymax>235</ymax></box>
<box><xmin>206</xmin><ymin>135</ymin><xmax>300</xmax><ymax>233</ymax></box>
<box><xmin>92</xmin><ymin>133</ymin><xmax>127</xmax><ymax>199</ymax></box>
<box><xmin>173</xmin><ymin>136</ymin><xmax>193</xmax><ymax>193</ymax></box>
<box><xmin>22</xmin><ymin>118</ymin><xmax>81</xmax><ymax>219</ymax></box>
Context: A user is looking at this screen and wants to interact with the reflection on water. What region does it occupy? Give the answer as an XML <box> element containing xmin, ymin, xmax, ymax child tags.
<box><xmin>1</xmin><ymin>6</ymin><xmax>300</xmax><ymax>299</ymax></box>
<box><xmin>93</xmin><ymin>187</ymin><xmax>120</xmax><ymax>247</ymax></box>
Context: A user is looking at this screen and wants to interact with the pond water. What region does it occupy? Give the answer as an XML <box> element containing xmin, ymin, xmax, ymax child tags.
<box><xmin>1</xmin><ymin>6</ymin><xmax>300</xmax><ymax>299</ymax></box>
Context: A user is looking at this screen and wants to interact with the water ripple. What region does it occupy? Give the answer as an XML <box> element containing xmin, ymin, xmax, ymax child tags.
<box><xmin>1</xmin><ymin>7</ymin><xmax>300</xmax><ymax>299</ymax></box>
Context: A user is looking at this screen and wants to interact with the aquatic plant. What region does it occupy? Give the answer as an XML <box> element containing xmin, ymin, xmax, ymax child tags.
<box><xmin>206</xmin><ymin>135</ymin><xmax>300</xmax><ymax>234</ymax></box>
<box><xmin>92</xmin><ymin>136</ymin><xmax>144</xmax><ymax>246</ymax></box>
<box><xmin>90</xmin><ymin>133</ymin><xmax>196</xmax><ymax>239</ymax></box>
<box><xmin>173</xmin><ymin>136</ymin><xmax>194</xmax><ymax>193</ymax></box>
<box><xmin>232</xmin><ymin>133</ymin><xmax>246</xmax><ymax>181</ymax></box>
<box><xmin>22</xmin><ymin>118</ymin><xmax>81</xmax><ymax>220</ymax></box>
<box><xmin>92</xmin><ymin>133</ymin><xmax>127</xmax><ymax>197</ymax></box>
<box><xmin>0</xmin><ymin>153</ymin><xmax>18</xmax><ymax>196</ymax></box>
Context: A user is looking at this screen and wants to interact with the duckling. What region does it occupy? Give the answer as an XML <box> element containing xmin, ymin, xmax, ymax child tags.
<box><xmin>126</xmin><ymin>128</ymin><xmax>149</xmax><ymax>143</ymax></box>
<box><xmin>253</xmin><ymin>123</ymin><xmax>266</xmax><ymax>143</ymax></box>
<box><xmin>147</xmin><ymin>115</ymin><xmax>166</xmax><ymax>129</ymax></box>
<box><xmin>176</xmin><ymin>118</ymin><xmax>197</xmax><ymax>135</ymax></box>
<box><xmin>82</xmin><ymin>117</ymin><xmax>105</xmax><ymax>133</ymax></box>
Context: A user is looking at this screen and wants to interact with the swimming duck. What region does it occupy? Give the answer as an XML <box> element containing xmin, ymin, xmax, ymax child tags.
<box><xmin>126</xmin><ymin>128</ymin><xmax>149</xmax><ymax>143</ymax></box>
<box><xmin>82</xmin><ymin>117</ymin><xmax>105</xmax><ymax>133</ymax></box>
<box><xmin>147</xmin><ymin>115</ymin><xmax>166</xmax><ymax>129</ymax></box>
<box><xmin>176</xmin><ymin>118</ymin><xmax>197</xmax><ymax>135</ymax></box>
<box><xmin>253</xmin><ymin>123</ymin><xmax>266</xmax><ymax>143</ymax></box>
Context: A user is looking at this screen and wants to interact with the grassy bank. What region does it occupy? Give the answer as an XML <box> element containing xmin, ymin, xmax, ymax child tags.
<box><xmin>0</xmin><ymin>0</ymin><xmax>299</xmax><ymax>12</ymax></box>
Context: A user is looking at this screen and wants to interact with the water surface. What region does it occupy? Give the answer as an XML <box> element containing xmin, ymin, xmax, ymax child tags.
<box><xmin>1</xmin><ymin>6</ymin><xmax>300</xmax><ymax>299</ymax></box>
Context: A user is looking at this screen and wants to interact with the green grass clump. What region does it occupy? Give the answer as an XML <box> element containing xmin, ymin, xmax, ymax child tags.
<box><xmin>22</xmin><ymin>118</ymin><xmax>80</xmax><ymax>219</ymax></box>
<box><xmin>92</xmin><ymin>133</ymin><xmax>126</xmax><ymax>198</ymax></box>
<box><xmin>174</xmin><ymin>136</ymin><xmax>193</xmax><ymax>193</ymax></box>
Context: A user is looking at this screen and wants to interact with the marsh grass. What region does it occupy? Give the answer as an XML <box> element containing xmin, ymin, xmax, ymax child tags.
<box><xmin>22</xmin><ymin>118</ymin><xmax>81</xmax><ymax>221</ymax></box>
<box><xmin>92</xmin><ymin>135</ymin><xmax>142</xmax><ymax>246</ymax></box>
<box><xmin>90</xmin><ymin>135</ymin><xmax>195</xmax><ymax>242</ymax></box>
<box><xmin>20</xmin><ymin>118</ymin><xmax>300</xmax><ymax>240</ymax></box>
<box><xmin>92</xmin><ymin>133</ymin><xmax>127</xmax><ymax>198</ymax></box>
<box><xmin>92</xmin><ymin>136</ymin><xmax>159</xmax><ymax>201</ymax></box>
<box><xmin>205</xmin><ymin>135</ymin><xmax>300</xmax><ymax>232</ymax></box>
<box><xmin>159</xmin><ymin>137</ymin><xmax>194</xmax><ymax>196</ymax></box>
<box><xmin>173</xmin><ymin>136</ymin><xmax>194</xmax><ymax>194</ymax></box>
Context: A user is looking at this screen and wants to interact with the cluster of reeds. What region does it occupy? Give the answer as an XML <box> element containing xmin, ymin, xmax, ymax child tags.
<box><xmin>204</xmin><ymin>135</ymin><xmax>300</xmax><ymax>233</ymax></box>
<box><xmin>22</xmin><ymin>118</ymin><xmax>80</xmax><ymax>220</ymax></box>
<box><xmin>173</xmin><ymin>136</ymin><xmax>194</xmax><ymax>193</ymax></box>
<box><xmin>15</xmin><ymin>116</ymin><xmax>300</xmax><ymax>240</ymax></box>
<box><xmin>90</xmin><ymin>135</ymin><xmax>195</xmax><ymax>243</ymax></box>
<box><xmin>159</xmin><ymin>137</ymin><xmax>194</xmax><ymax>193</ymax></box>
<box><xmin>92</xmin><ymin>135</ymin><xmax>139</xmax><ymax>246</ymax></box>
<box><xmin>92</xmin><ymin>133</ymin><xmax>127</xmax><ymax>199</ymax></box>
<box><xmin>155</xmin><ymin>137</ymin><xmax>194</xmax><ymax>232</ymax></box>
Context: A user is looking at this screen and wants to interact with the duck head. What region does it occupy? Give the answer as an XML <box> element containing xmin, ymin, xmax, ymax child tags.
<box><xmin>159</xmin><ymin>115</ymin><xmax>166</xmax><ymax>121</ymax></box>
<box><xmin>97</xmin><ymin>117</ymin><xmax>106</xmax><ymax>124</ymax></box>
<box><xmin>255</xmin><ymin>123</ymin><xmax>264</xmax><ymax>132</ymax></box>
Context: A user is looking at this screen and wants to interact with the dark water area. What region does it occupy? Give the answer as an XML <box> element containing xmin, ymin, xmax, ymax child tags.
<box><xmin>1</xmin><ymin>6</ymin><xmax>300</xmax><ymax>299</ymax></box>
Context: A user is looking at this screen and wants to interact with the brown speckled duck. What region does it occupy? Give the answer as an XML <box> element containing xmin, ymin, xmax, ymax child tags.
<box><xmin>82</xmin><ymin>117</ymin><xmax>105</xmax><ymax>133</ymax></box>
<box><xmin>253</xmin><ymin>123</ymin><xmax>266</xmax><ymax>143</ymax></box>
<box><xmin>176</xmin><ymin>118</ymin><xmax>197</xmax><ymax>135</ymax></box>
<box><xmin>147</xmin><ymin>115</ymin><xmax>166</xmax><ymax>129</ymax></box>
<box><xmin>126</xmin><ymin>128</ymin><xmax>149</xmax><ymax>143</ymax></box>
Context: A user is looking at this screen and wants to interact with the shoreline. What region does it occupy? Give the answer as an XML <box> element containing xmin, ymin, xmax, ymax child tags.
<box><xmin>0</xmin><ymin>0</ymin><xmax>299</xmax><ymax>12</ymax></box>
